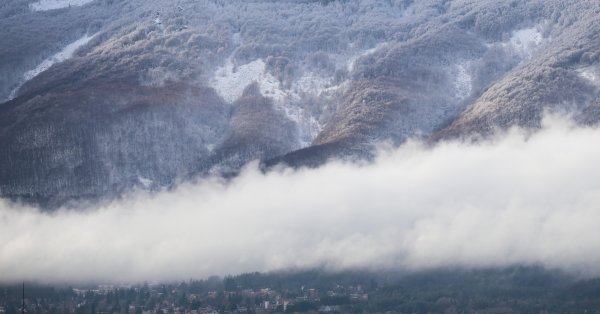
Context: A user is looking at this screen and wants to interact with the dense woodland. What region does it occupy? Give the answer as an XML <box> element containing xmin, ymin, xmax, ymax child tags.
<box><xmin>2</xmin><ymin>267</ymin><xmax>600</xmax><ymax>313</ymax></box>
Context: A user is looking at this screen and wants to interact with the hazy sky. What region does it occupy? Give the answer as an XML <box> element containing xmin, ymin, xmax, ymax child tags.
<box><xmin>1</xmin><ymin>115</ymin><xmax>600</xmax><ymax>283</ymax></box>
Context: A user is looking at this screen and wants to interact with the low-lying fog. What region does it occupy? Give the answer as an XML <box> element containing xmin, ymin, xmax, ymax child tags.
<box><xmin>1</xmin><ymin>115</ymin><xmax>599</xmax><ymax>283</ymax></box>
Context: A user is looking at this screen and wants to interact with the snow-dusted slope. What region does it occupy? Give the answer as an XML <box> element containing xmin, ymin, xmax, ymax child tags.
<box><xmin>2</xmin><ymin>0</ymin><xmax>600</xmax><ymax>207</ymax></box>
<box><xmin>211</xmin><ymin>58</ymin><xmax>341</xmax><ymax>104</ymax></box>
<box><xmin>29</xmin><ymin>0</ymin><xmax>95</xmax><ymax>11</ymax></box>
<box><xmin>8</xmin><ymin>34</ymin><xmax>94</xmax><ymax>100</ymax></box>
<box><xmin>208</xmin><ymin>41</ymin><xmax>395</xmax><ymax>147</ymax></box>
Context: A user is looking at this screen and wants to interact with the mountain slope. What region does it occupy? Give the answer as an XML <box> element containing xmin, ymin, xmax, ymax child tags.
<box><xmin>1</xmin><ymin>0</ymin><xmax>599</xmax><ymax>206</ymax></box>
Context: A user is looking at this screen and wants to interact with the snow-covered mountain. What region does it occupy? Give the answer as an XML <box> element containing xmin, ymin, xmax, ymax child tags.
<box><xmin>1</xmin><ymin>0</ymin><xmax>599</xmax><ymax>207</ymax></box>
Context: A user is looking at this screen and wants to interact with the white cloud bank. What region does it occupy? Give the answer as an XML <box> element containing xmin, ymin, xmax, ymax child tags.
<box><xmin>1</xmin><ymin>116</ymin><xmax>600</xmax><ymax>283</ymax></box>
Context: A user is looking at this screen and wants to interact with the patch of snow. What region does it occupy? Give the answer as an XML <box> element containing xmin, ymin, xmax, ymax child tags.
<box><xmin>506</xmin><ymin>27</ymin><xmax>544</xmax><ymax>59</ymax></box>
<box><xmin>278</xmin><ymin>104</ymin><xmax>322</xmax><ymax>147</ymax></box>
<box><xmin>232</xmin><ymin>33</ymin><xmax>242</xmax><ymax>45</ymax></box>
<box><xmin>138</xmin><ymin>176</ymin><xmax>153</xmax><ymax>189</ymax></box>
<box><xmin>8</xmin><ymin>34</ymin><xmax>95</xmax><ymax>100</ymax></box>
<box><xmin>511</xmin><ymin>28</ymin><xmax>542</xmax><ymax>47</ymax></box>
<box><xmin>29</xmin><ymin>0</ymin><xmax>95</xmax><ymax>11</ymax></box>
<box><xmin>453</xmin><ymin>62</ymin><xmax>472</xmax><ymax>100</ymax></box>
<box><xmin>206</xmin><ymin>143</ymin><xmax>216</xmax><ymax>152</ymax></box>
<box><xmin>578</xmin><ymin>67</ymin><xmax>599</xmax><ymax>86</ymax></box>
<box><xmin>302</xmin><ymin>115</ymin><xmax>323</xmax><ymax>146</ymax></box>
<box><xmin>512</xmin><ymin>28</ymin><xmax>543</xmax><ymax>45</ymax></box>
<box><xmin>210</xmin><ymin>58</ymin><xmax>287</xmax><ymax>104</ymax></box>
<box><xmin>487</xmin><ymin>26</ymin><xmax>546</xmax><ymax>61</ymax></box>
<box><xmin>211</xmin><ymin>58</ymin><xmax>338</xmax><ymax>103</ymax></box>
<box><xmin>7</xmin><ymin>87</ymin><xmax>19</xmax><ymax>102</ymax></box>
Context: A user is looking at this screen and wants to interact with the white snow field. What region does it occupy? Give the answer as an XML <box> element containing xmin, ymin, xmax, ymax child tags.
<box><xmin>29</xmin><ymin>0</ymin><xmax>95</xmax><ymax>11</ymax></box>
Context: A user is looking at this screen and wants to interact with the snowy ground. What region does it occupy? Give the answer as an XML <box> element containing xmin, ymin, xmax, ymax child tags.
<box><xmin>29</xmin><ymin>0</ymin><xmax>95</xmax><ymax>11</ymax></box>
<box><xmin>8</xmin><ymin>34</ymin><xmax>95</xmax><ymax>100</ymax></box>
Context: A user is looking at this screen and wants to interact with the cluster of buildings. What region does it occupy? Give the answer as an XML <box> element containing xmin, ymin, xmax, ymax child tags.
<box><xmin>1</xmin><ymin>282</ymin><xmax>371</xmax><ymax>314</ymax></box>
